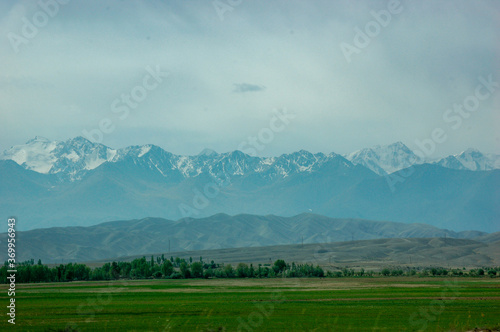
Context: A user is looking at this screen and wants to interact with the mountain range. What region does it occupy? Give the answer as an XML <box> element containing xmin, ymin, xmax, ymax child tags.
<box><xmin>0</xmin><ymin>137</ymin><xmax>498</xmax><ymax>232</ymax></box>
<box><xmin>1</xmin><ymin>213</ymin><xmax>496</xmax><ymax>263</ymax></box>
<box><xmin>2</xmin><ymin>137</ymin><xmax>499</xmax><ymax>180</ymax></box>
<box><xmin>345</xmin><ymin>142</ymin><xmax>499</xmax><ymax>175</ymax></box>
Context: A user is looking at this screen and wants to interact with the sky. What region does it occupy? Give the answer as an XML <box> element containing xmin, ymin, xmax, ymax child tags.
<box><xmin>0</xmin><ymin>0</ymin><xmax>499</xmax><ymax>158</ymax></box>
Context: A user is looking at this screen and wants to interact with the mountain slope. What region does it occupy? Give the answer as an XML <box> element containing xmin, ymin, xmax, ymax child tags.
<box><xmin>3</xmin><ymin>137</ymin><xmax>498</xmax><ymax>180</ymax></box>
<box><xmin>0</xmin><ymin>136</ymin><xmax>116</xmax><ymax>181</ymax></box>
<box><xmin>113</xmin><ymin>238</ymin><xmax>500</xmax><ymax>269</ymax></box>
<box><xmin>325</xmin><ymin>164</ymin><xmax>500</xmax><ymax>232</ymax></box>
<box><xmin>0</xmin><ymin>213</ymin><xmax>489</xmax><ymax>263</ymax></box>
<box><xmin>344</xmin><ymin>142</ymin><xmax>421</xmax><ymax>175</ymax></box>
<box><xmin>1</xmin><ymin>137</ymin><xmax>499</xmax><ymax>232</ymax></box>
<box><xmin>435</xmin><ymin>148</ymin><xmax>500</xmax><ymax>171</ymax></box>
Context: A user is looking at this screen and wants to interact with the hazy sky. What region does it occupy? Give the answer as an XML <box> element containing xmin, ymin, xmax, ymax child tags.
<box><xmin>1</xmin><ymin>0</ymin><xmax>499</xmax><ymax>157</ymax></box>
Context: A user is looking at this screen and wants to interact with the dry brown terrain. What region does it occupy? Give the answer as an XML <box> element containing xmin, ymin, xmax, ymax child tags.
<box><xmin>88</xmin><ymin>237</ymin><xmax>500</xmax><ymax>270</ymax></box>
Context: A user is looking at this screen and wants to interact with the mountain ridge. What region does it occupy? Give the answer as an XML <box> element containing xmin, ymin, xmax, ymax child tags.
<box><xmin>1</xmin><ymin>137</ymin><xmax>498</xmax><ymax>232</ymax></box>
<box><xmin>0</xmin><ymin>213</ymin><xmax>492</xmax><ymax>263</ymax></box>
<box><xmin>2</xmin><ymin>137</ymin><xmax>499</xmax><ymax>181</ymax></box>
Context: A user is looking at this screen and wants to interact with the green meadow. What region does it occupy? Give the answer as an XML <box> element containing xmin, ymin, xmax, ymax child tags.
<box><xmin>1</xmin><ymin>277</ymin><xmax>499</xmax><ymax>331</ymax></box>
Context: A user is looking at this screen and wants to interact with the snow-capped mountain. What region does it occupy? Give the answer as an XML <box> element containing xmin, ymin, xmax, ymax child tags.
<box><xmin>1</xmin><ymin>137</ymin><xmax>498</xmax><ymax>182</ymax></box>
<box><xmin>344</xmin><ymin>142</ymin><xmax>499</xmax><ymax>175</ymax></box>
<box><xmin>1</xmin><ymin>136</ymin><xmax>498</xmax><ymax>232</ymax></box>
<box><xmin>434</xmin><ymin>148</ymin><xmax>500</xmax><ymax>171</ymax></box>
<box><xmin>343</xmin><ymin>142</ymin><xmax>423</xmax><ymax>175</ymax></box>
<box><xmin>0</xmin><ymin>137</ymin><xmax>354</xmax><ymax>182</ymax></box>
<box><xmin>0</xmin><ymin>136</ymin><xmax>117</xmax><ymax>181</ymax></box>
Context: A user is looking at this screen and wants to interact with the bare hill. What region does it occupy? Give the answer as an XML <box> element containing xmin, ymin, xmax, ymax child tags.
<box><xmin>0</xmin><ymin>213</ymin><xmax>493</xmax><ymax>264</ymax></box>
<box><xmin>93</xmin><ymin>237</ymin><xmax>500</xmax><ymax>270</ymax></box>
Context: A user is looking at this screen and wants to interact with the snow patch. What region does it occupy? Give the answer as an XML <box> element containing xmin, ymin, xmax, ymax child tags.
<box><xmin>107</xmin><ymin>149</ymin><xmax>117</xmax><ymax>161</ymax></box>
<box><xmin>1</xmin><ymin>138</ymin><xmax>59</xmax><ymax>173</ymax></box>
<box><xmin>64</xmin><ymin>151</ymin><xmax>80</xmax><ymax>162</ymax></box>
<box><xmin>84</xmin><ymin>157</ymin><xmax>106</xmax><ymax>170</ymax></box>
<box><xmin>138</xmin><ymin>145</ymin><xmax>151</xmax><ymax>158</ymax></box>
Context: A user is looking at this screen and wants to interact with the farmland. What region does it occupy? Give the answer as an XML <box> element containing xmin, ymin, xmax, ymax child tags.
<box><xmin>1</xmin><ymin>277</ymin><xmax>499</xmax><ymax>331</ymax></box>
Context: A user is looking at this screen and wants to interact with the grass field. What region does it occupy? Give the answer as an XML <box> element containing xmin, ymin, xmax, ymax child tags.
<box><xmin>1</xmin><ymin>277</ymin><xmax>499</xmax><ymax>331</ymax></box>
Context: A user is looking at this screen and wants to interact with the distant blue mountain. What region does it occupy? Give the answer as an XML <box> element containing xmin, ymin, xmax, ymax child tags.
<box><xmin>0</xmin><ymin>137</ymin><xmax>498</xmax><ymax>232</ymax></box>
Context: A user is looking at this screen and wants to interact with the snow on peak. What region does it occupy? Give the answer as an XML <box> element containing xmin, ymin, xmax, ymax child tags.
<box><xmin>2</xmin><ymin>137</ymin><xmax>498</xmax><ymax>182</ymax></box>
<box><xmin>198</xmin><ymin>148</ymin><xmax>218</xmax><ymax>157</ymax></box>
<box><xmin>2</xmin><ymin>137</ymin><xmax>59</xmax><ymax>173</ymax></box>
<box><xmin>459</xmin><ymin>148</ymin><xmax>482</xmax><ymax>157</ymax></box>
<box><xmin>344</xmin><ymin>142</ymin><xmax>420</xmax><ymax>175</ymax></box>
<box><xmin>26</xmin><ymin>136</ymin><xmax>52</xmax><ymax>144</ymax></box>
<box><xmin>138</xmin><ymin>145</ymin><xmax>152</xmax><ymax>158</ymax></box>
<box><xmin>435</xmin><ymin>148</ymin><xmax>498</xmax><ymax>171</ymax></box>
<box><xmin>0</xmin><ymin>137</ymin><xmax>117</xmax><ymax>179</ymax></box>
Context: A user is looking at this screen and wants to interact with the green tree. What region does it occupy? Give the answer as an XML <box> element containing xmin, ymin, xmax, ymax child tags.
<box><xmin>161</xmin><ymin>260</ymin><xmax>174</xmax><ymax>277</ymax></box>
<box><xmin>204</xmin><ymin>268</ymin><xmax>213</xmax><ymax>279</ymax></box>
<box><xmin>273</xmin><ymin>260</ymin><xmax>287</xmax><ymax>274</ymax></box>
<box><xmin>131</xmin><ymin>257</ymin><xmax>151</xmax><ymax>278</ymax></box>
<box><xmin>236</xmin><ymin>263</ymin><xmax>249</xmax><ymax>278</ymax></box>
<box><xmin>249</xmin><ymin>264</ymin><xmax>255</xmax><ymax>278</ymax></box>
<box><xmin>224</xmin><ymin>264</ymin><xmax>235</xmax><ymax>278</ymax></box>
<box><xmin>180</xmin><ymin>262</ymin><xmax>190</xmax><ymax>278</ymax></box>
<box><xmin>119</xmin><ymin>262</ymin><xmax>132</xmax><ymax>278</ymax></box>
<box><xmin>191</xmin><ymin>262</ymin><xmax>203</xmax><ymax>278</ymax></box>
<box><xmin>314</xmin><ymin>266</ymin><xmax>324</xmax><ymax>277</ymax></box>
<box><xmin>32</xmin><ymin>264</ymin><xmax>45</xmax><ymax>282</ymax></box>
<box><xmin>111</xmin><ymin>262</ymin><xmax>120</xmax><ymax>279</ymax></box>
<box><xmin>74</xmin><ymin>263</ymin><xmax>91</xmax><ymax>281</ymax></box>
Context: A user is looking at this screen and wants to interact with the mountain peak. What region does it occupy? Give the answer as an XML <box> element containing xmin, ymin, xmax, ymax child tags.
<box><xmin>435</xmin><ymin>148</ymin><xmax>498</xmax><ymax>171</ymax></box>
<box><xmin>226</xmin><ymin>150</ymin><xmax>250</xmax><ymax>158</ymax></box>
<box><xmin>69</xmin><ymin>136</ymin><xmax>92</xmax><ymax>144</ymax></box>
<box><xmin>388</xmin><ymin>141</ymin><xmax>409</xmax><ymax>149</ymax></box>
<box><xmin>3</xmin><ymin>136</ymin><xmax>498</xmax><ymax>181</ymax></box>
<box><xmin>344</xmin><ymin>142</ymin><xmax>418</xmax><ymax>175</ymax></box>
<box><xmin>198</xmin><ymin>148</ymin><xmax>218</xmax><ymax>157</ymax></box>
<box><xmin>64</xmin><ymin>136</ymin><xmax>97</xmax><ymax>149</ymax></box>
<box><xmin>459</xmin><ymin>148</ymin><xmax>482</xmax><ymax>156</ymax></box>
<box><xmin>26</xmin><ymin>136</ymin><xmax>52</xmax><ymax>144</ymax></box>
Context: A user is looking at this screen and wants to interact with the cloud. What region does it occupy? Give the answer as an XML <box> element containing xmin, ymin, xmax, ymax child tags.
<box><xmin>0</xmin><ymin>0</ymin><xmax>498</xmax><ymax>157</ymax></box>
<box><xmin>232</xmin><ymin>83</ymin><xmax>266</xmax><ymax>93</ymax></box>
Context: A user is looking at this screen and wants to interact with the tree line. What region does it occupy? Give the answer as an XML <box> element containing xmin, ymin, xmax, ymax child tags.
<box><xmin>1</xmin><ymin>256</ymin><xmax>498</xmax><ymax>284</ymax></box>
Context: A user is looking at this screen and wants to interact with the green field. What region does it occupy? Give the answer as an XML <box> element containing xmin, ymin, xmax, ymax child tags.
<box><xmin>1</xmin><ymin>277</ymin><xmax>499</xmax><ymax>331</ymax></box>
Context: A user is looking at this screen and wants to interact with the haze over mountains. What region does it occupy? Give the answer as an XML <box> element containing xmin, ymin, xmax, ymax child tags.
<box><xmin>1</xmin><ymin>213</ymin><xmax>497</xmax><ymax>263</ymax></box>
<box><xmin>1</xmin><ymin>137</ymin><xmax>499</xmax><ymax>232</ymax></box>
<box><xmin>2</xmin><ymin>137</ymin><xmax>499</xmax><ymax>179</ymax></box>
<box><xmin>345</xmin><ymin>142</ymin><xmax>500</xmax><ymax>176</ymax></box>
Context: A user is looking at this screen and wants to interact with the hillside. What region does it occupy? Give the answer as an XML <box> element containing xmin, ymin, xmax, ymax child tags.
<box><xmin>0</xmin><ymin>213</ymin><xmax>492</xmax><ymax>263</ymax></box>
<box><xmin>102</xmin><ymin>237</ymin><xmax>500</xmax><ymax>270</ymax></box>
<box><xmin>1</xmin><ymin>138</ymin><xmax>499</xmax><ymax>232</ymax></box>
